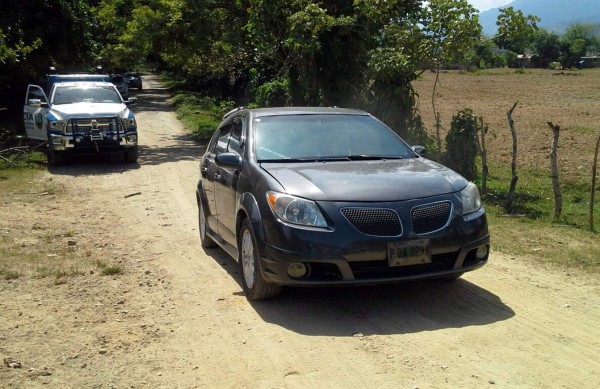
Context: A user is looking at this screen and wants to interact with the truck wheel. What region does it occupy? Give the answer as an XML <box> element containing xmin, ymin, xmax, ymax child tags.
<box><xmin>47</xmin><ymin>147</ymin><xmax>64</xmax><ymax>166</ymax></box>
<box><xmin>125</xmin><ymin>146</ymin><xmax>139</xmax><ymax>163</ymax></box>
<box><xmin>238</xmin><ymin>219</ymin><xmax>281</xmax><ymax>300</ymax></box>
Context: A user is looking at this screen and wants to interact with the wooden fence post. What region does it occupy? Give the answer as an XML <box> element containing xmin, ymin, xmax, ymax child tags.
<box><xmin>474</xmin><ymin>116</ymin><xmax>489</xmax><ymax>195</ymax></box>
<box><xmin>506</xmin><ymin>102</ymin><xmax>519</xmax><ymax>212</ymax></box>
<box><xmin>591</xmin><ymin>131</ymin><xmax>600</xmax><ymax>232</ymax></box>
<box><xmin>546</xmin><ymin>122</ymin><xmax>562</xmax><ymax>220</ymax></box>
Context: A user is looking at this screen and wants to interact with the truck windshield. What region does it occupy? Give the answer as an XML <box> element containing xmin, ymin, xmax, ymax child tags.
<box><xmin>52</xmin><ymin>86</ymin><xmax>122</xmax><ymax>105</ymax></box>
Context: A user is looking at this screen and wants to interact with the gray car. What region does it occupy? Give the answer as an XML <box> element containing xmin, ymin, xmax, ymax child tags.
<box><xmin>196</xmin><ymin>107</ymin><xmax>490</xmax><ymax>299</ymax></box>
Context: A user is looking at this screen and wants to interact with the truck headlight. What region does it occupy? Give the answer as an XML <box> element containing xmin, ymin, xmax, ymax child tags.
<box><xmin>266</xmin><ymin>191</ymin><xmax>327</xmax><ymax>228</ymax></box>
<box><xmin>122</xmin><ymin>117</ymin><xmax>136</xmax><ymax>127</ymax></box>
<box><xmin>461</xmin><ymin>183</ymin><xmax>482</xmax><ymax>215</ymax></box>
<box><xmin>49</xmin><ymin>120</ymin><xmax>67</xmax><ymax>132</ymax></box>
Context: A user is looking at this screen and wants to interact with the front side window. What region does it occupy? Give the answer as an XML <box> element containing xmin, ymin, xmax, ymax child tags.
<box><xmin>212</xmin><ymin>122</ymin><xmax>233</xmax><ymax>154</ymax></box>
<box><xmin>254</xmin><ymin>114</ymin><xmax>414</xmax><ymax>161</ymax></box>
<box><xmin>27</xmin><ymin>87</ymin><xmax>47</xmax><ymax>104</ymax></box>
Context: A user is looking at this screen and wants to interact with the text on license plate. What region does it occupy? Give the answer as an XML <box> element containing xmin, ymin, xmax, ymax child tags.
<box><xmin>387</xmin><ymin>239</ymin><xmax>432</xmax><ymax>267</ymax></box>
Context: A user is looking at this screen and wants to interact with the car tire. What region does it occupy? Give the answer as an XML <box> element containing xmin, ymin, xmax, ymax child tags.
<box><xmin>47</xmin><ymin>146</ymin><xmax>64</xmax><ymax>166</ymax></box>
<box><xmin>124</xmin><ymin>146</ymin><xmax>139</xmax><ymax>163</ymax></box>
<box><xmin>238</xmin><ymin>219</ymin><xmax>281</xmax><ymax>300</ymax></box>
<box><xmin>198</xmin><ymin>199</ymin><xmax>217</xmax><ymax>248</ymax></box>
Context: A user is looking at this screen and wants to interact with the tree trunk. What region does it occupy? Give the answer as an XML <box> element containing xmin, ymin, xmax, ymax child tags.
<box><xmin>506</xmin><ymin>102</ymin><xmax>519</xmax><ymax>212</ymax></box>
<box><xmin>546</xmin><ymin>122</ymin><xmax>562</xmax><ymax>220</ymax></box>
<box><xmin>591</xmin><ymin>131</ymin><xmax>600</xmax><ymax>232</ymax></box>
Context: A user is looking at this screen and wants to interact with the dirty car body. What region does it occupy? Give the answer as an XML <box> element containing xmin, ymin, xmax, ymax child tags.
<box><xmin>196</xmin><ymin>107</ymin><xmax>490</xmax><ymax>299</ymax></box>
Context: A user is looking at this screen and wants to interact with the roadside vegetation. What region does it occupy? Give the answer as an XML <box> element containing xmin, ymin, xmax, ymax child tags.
<box><xmin>483</xmin><ymin>162</ymin><xmax>600</xmax><ymax>272</ymax></box>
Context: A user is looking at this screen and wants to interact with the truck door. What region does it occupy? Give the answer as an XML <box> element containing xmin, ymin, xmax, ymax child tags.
<box><xmin>23</xmin><ymin>85</ymin><xmax>49</xmax><ymax>141</ymax></box>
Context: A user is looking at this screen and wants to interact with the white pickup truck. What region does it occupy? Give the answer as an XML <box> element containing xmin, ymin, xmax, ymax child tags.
<box><xmin>23</xmin><ymin>80</ymin><xmax>139</xmax><ymax>165</ymax></box>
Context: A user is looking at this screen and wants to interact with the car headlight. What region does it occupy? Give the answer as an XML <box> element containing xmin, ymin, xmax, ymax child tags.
<box><xmin>461</xmin><ymin>182</ymin><xmax>482</xmax><ymax>215</ymax></box>
<box><xmin>266</xmin><ymin>191</ymin><xmax>327</xmax><ymax>228</ymax></box>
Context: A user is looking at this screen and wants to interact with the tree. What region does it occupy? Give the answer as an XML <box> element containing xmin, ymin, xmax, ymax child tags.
<box><xmin>560</xmin><ymin>23</ymin><xmax>600</xmax><ymax>68</ymax></box>
<box><xmin>0</xmin><ymin>0</ymin><xmax>98</xmax><ymax>108</ymax></box>
<box><xmin>416</xmin><ymin>0</ymin><xmax>481</xmax><ymax>154</ymax></box>
<box><xmin>495</xmin><ymin>6</ymin><xmax>540</xmax><ymax>54</ymax></box>
<box><xmin>532</xmin><ymin>29</ymin><xmax>561</xmax><ymax>68</ymax></box>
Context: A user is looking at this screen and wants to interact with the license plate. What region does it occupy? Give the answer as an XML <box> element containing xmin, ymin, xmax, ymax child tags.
<box><xmin>387</xmin><ymin>239</ymin><xmax>432</xmax><ymax>267</ymax></box>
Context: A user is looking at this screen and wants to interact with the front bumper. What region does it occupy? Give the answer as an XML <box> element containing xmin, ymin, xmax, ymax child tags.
<box><xmin>50</xmin><ymin>131</ymin><xmax>138</xmax><ymax>152</ymax></box>
<box><xmin>254</xmin><ymin>197</ymin><xmax>490</xmax><ymax>287</ymax></box>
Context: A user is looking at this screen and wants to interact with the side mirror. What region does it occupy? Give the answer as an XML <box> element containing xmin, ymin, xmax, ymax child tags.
<box><xmin>215</xmin><ymin>152</ymin><xmax>242</xmax><ymax>169</ymax></box>
<box><xmin>125</xmin><ymin>97</ymin><xmax>137</xmax><ymax>105</ymax></box>
<box><xmin>28</xmin><ymin>99</ymin><xmax>42</xmax><ymax>107</ymax></box>
<box><xmin>412</xmin><ymin>145</ymin><xmax>426</xmax><ymax>156</ymax></box>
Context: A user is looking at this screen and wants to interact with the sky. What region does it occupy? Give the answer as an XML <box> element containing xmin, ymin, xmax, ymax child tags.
<box><xmin>468</xmin><ymin>0</ymin><xmax>514</xmax><ymax>12</ymax></box>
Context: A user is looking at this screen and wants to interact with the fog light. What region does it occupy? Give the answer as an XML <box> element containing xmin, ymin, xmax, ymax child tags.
<box><xmin>112</xmin><ymin>135</ymin><xmax>118</xmax><ymax>141</ymax></box>
<box><xmin>128</xmin><ymin>135</ymin><xmax>137</xmax><ymax>142</ymax></box>
<box><xmin>288</xmin><ymin>262</ymin><xmax>307</xmax><ymax>279</ymax></box>
<box><xmin>75</xmin><ymin>137</ymin><xmax>82</xmax><ymax>143</ymax></box>
<box><xmin>476</xmin><ymin>245</ymin><xmax>489</xmax><ymax>259</ymax></box>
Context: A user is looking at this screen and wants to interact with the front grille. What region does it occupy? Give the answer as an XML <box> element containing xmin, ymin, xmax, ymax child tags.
<box><xmin>341</xmin><ymin>208</ymin><xmax>402</xmax><ymax>237</ymax></box>
<box><xmin>69</xmin><ymin>117</ymin><xmax>121</xmax><ymax>136</ymax></box>
<box><xmin>349</xmin><ymin>252</ymin><xmax>458</xmax><ymax>279</ymax></box>
<box><xmin>411</xmin><ymin>201</ymin><xmax>452</xmax><ymax>234</ymax></box>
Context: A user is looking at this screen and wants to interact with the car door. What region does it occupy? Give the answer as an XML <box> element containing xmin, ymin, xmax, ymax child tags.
<box><xmin>201</xmin><ymin>119</ymin><xmax>234</xmax><ymax>238</ymax></box>
<box><xmin>23</xmin><ymin>85</ymin><xmax>49</xmax><ymax>141</ymax></box>
<box><xmin>214</xmin><ymin>116</ymin><xmax>245</xmax><ymax>247</ymax></box>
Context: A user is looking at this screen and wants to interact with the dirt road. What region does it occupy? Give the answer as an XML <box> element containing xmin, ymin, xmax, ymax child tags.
<box><xmin>1</xmin><ymin>75</ymin><xmax>599</xmax><ymax>388</ymax></box>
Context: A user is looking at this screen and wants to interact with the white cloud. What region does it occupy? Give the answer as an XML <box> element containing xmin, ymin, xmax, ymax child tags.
<box><xmin>468</xmin><ymin>0</ymin><xmax>514</xmax><ymax>12</ymax></box>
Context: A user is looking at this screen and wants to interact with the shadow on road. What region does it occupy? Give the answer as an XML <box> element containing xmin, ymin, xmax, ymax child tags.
<box><xmin>130</xmin><ymin>87</ymin><xmax>176</xmax><ymax>113</ymax></box>
<box><xmin>204</xmin><ymin>247</ymin><xmax>515</xmax><ymax>337</ymax></box>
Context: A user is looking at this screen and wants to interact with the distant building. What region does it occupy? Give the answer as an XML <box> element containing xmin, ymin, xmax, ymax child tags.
<box><xmin>579</xmin><ymin>56</ymin><xmax>600</xmax><ymax>68</ymax></box>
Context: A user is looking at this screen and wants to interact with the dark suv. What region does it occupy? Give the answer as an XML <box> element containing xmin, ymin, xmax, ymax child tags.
<box><xmin>197</xmin><ymin>107</ymin><xmax>490</xmax><ymax>299</ymax></box>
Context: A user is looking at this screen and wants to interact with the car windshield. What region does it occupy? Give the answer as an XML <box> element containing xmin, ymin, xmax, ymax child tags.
<box><xmin>52</xmin><ymin>86</ymin><xmax>122</xmax><ymax>105</ymax></box>
<box><xmin>254</xmin><ymin>114</ymin><xmax>415</xmax><ymax>162</ymax></box>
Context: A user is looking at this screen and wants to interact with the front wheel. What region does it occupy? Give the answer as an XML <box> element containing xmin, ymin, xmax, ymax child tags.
<box><xmin>238</xmin><ymin>219</ymin><xmax>281</xmax><ymax>300</ymax></box>
<box><xmin>124</xmin><ymin>146</ymin><xmax>138</xmax><ymax>163</ymax></box>
<box><xmin>47</xmin><ymin>146</ymin><xmax>64</xmax><ymax>166</ymax></box>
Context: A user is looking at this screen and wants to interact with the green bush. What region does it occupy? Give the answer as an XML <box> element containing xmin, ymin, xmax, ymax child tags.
<box><xmin>445</xmin><ymin>108</ymin><xmax>479</xmax><ymax>181</ymax></box>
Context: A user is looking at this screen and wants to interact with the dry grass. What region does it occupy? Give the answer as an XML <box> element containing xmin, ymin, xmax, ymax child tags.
<box><xmin>0</xmin><ymin>170</ymin><xmax>124</xmax><ymax>280</ymax></box>
<box><xmin>412</xmin><ymin>68</ymin><xmax>600</xmax><ymax>182</ymax></box>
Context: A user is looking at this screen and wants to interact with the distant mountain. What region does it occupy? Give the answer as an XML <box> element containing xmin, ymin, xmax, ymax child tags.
<box><xmin>479</xmin><ymin>0</ymin><xmax>600</xmax><ymax>36</ymax></box>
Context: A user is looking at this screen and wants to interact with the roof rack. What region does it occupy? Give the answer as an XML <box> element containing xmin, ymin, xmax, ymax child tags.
<box><xmin>223</xmin><ymin>106</ymin><xmax>244</xmax><ymax>119</ymax></box>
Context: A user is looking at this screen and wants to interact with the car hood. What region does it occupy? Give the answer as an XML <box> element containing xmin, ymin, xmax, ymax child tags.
<box><xmin>49</xmin><ymin>103</ymin><xmax>130</xmax><ymax>119</ymax></box>
<box><xmin>261</xmin><ymin>158</ymin><xmax>468</xmax><ymax>202</ymax></box>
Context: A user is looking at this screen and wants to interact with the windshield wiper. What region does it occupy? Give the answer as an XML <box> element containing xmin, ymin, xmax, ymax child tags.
<box><xmin>347</xmin><ymin>155</ymin><xmax>403</xmax><ymax>160</ymax></box>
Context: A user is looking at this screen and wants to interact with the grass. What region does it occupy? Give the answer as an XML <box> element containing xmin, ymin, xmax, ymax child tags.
<box><xmin>0</xmin><ymin>166</ymin><xmax>125</xmax><ymax>281</ymax></box>
<box><xmin>160</xmin><ymin>73</ymin><xmax>234</xmax><ymax>142</ymax></box>
<box><xmin>479</xmin><ymin>161</ymin><xmax>600</xmax><ymax>272</ymax></box>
